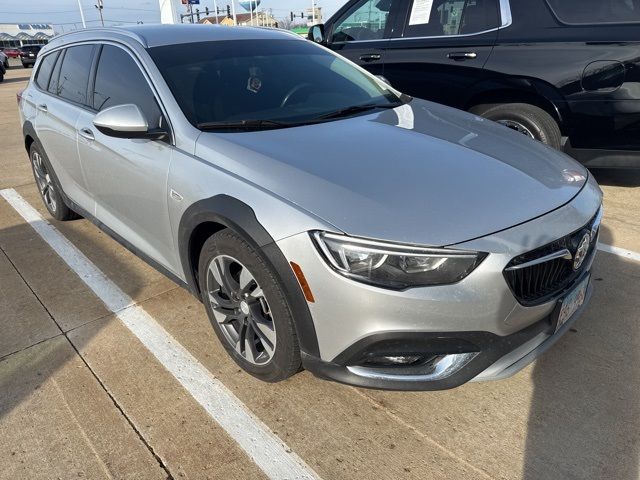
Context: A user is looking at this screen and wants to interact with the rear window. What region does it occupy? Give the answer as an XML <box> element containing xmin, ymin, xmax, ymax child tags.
<box><xmin>21</xmin><ymin>45</ymin><xmax>42</xmax><ymax>53</ymax></box>
<box><xmin>545</xmin><ymin>0</ymin><xmax>640</xmax><ymax>24</ymax></box>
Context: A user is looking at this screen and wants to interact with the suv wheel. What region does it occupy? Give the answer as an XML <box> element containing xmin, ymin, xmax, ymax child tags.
<box><xmin>30</xmin><ymin>144</ymin><xmax>79</xmax><ymax>221</ymax></box>
<box><xmin>470</xmin><ymin>103</ymin><xmax>562</xmax><ymax>150</ymax></box>
<box><xmin>198</xmin><ymin>229</ymin><xmax>301</xmax><ymax>382</ymax></box>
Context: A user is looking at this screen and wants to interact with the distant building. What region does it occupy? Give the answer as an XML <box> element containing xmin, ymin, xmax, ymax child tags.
<box><xmin>305</xmin><ymin>7</ymin><xmax>323</xmax><ymax>26</ymax></box>
<box><xmin>0</xmin><ymin>23</ymin><xmax>54</xmax><ymax>48</ymax></box>
<box><xmin>200</xmin><ymin>11</ymin><xmax>278</xmax><ymax>28</ymax></box>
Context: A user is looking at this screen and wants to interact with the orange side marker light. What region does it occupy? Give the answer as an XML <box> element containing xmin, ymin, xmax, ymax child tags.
<box><xmin>290</xmin><ymin>261</ymin><xmax>315</xmax><ymax>303</ymax></box>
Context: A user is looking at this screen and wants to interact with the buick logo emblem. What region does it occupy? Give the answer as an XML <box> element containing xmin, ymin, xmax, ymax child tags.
<box><xmin>573</xmin><ymin>233</ymin><xmax>591</xmax><ymax>270</ymax></box>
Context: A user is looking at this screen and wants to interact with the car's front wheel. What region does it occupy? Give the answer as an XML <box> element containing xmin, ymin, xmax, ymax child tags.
<box><xmin>470</xmin><ymin>103</ymin><xmax>562</xmax><ymax>150</ymax></box>
<box><xmin>29</xmin><ymin>144</ymin><xmax>79</xmax><ymax>221</ymax></box>
<box><xmin>198</xmin><ymin>229</ymin><xmax>301</xmax><ymax>382</ymax></box>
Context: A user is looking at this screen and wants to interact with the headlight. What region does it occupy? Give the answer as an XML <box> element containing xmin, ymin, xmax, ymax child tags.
<box><xmin>312</xmin><ymin>232</ymin><xmax>486</xmax><ymax>289</ymax></box>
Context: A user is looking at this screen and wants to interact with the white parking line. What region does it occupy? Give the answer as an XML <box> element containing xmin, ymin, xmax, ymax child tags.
<box><xmin>597</xmin><ymin>243</ymin><xmax>640</xmax><ymax>263</ymax></box>
<box><xmin>0</xmin><ymin>188</ymin><xmax>320</xmax><ymax>480</ymax></box>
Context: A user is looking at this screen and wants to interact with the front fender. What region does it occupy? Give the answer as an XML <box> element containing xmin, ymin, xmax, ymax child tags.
<box><xmin>178</xmin><ymin>195</ymin><xmax>321</xmax><ymax>358</ymax></box>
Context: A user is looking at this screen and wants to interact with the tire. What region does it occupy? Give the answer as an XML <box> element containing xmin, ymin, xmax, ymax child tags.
<box><xmin>198</xmin><ymin>229</ymin><xmax>301</xmax><ymax>382</ymax></box>
<box><xmin>0</xmin><ymin>73</ymin><xmax>3</xmax><ymax>83</ymax></box>
<box><xmin>469</xmin><ymin>103</ymin><xmax>562</xmax><ymax>150</ymax></box>
<box><xmin>29</xmin><ymin>143</ymin><xmax>80</xmax><ymax>221</ymax></box>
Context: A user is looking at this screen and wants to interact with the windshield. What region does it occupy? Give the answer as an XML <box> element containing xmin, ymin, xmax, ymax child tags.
<box><xmin>148</xmin><ymin>39</ymin><xmax>401</xmax><ymax>129</ymax></box>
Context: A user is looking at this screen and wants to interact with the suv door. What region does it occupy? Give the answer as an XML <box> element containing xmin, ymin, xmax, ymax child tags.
<box><xmin>383</xmin><ymin>0</ymin><xmax>502</xmax><ymax>107</ymax></box>
<box><xmin>34</xmin><ymin>45</ymin><xmax>97</xmax><ymax>211</ymax></box>
<box><xmin>76</xmin><ymin>44</ymin><xmax>178</xmax><ymax>272</ymax></box>
<box><xmin>324</xmin><ymin>0</ymin><xmax>405</xmax><ymax>77</ymax></box>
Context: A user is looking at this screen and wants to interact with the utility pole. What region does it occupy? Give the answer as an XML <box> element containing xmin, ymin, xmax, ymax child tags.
<box><xmin>213</xmin><ymin>0</ymin><xmax>219</xmax><ymax>23</ymax></box>
<box><xmin>95</xmin><ymin>0</ymin><xmax>104</xmax><ymax>26</ymax></box>
<box><xmin>310</xmin><ymin>0</ymin><xmax>315</xmax><ymax>26</ymax></box>
<box><xmin>77</xmin><ymin>0</ymin><xmax>87</xmax><ymax>28</ymax></box>
<box><xmin>231</xmin><ymin>0</ymin><xmax>237</xmax><ymax>25</ymax></box>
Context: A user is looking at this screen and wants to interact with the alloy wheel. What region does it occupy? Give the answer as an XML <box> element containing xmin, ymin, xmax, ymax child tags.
<box><xmin>497</xmin><ymin>119</ymin><xmax>536</xmax><ymax>139</ymax></box>
<box><xmin>205</xmin><ymin>254</ymin><xmax>277</xmax><ymax>365</ymax></box>
<box><xmin>31</xmin><ymin>150</ymin><xmax>57</xmax><ymax>213</ymax></box>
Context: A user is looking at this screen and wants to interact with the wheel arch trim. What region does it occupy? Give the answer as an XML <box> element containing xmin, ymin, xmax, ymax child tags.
<box><xmin>178</xmin><ymin>195</ymin><xmax>321</xmax><ymax>358</ymax></box>
<box><xmin>465</xmin><ymin>78</ymin><xmax>569</xmax><ymax>126</ymax></box>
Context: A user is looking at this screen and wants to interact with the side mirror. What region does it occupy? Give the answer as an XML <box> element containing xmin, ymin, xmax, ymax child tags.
<box><xmin>308</xmin><ymin>24</ymin><xmax>325</xmax><ymax>44</ymax></box>
<box><xmin>93</xmin><ymin>104</ymin><xmax>167</xmax><ymax>140</ymax></box>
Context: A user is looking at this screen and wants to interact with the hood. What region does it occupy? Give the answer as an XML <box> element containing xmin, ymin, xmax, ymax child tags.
<box><xmin>195</xmin><ymin>99</ymin><xmax>588</xmax><ymax>246</ymax></box>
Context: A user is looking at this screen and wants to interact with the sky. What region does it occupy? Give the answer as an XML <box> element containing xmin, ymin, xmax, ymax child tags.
<box><xmin>0</xmin><ymin>0</ymin><xmax>346</xmax><ymax>31</ymax></box>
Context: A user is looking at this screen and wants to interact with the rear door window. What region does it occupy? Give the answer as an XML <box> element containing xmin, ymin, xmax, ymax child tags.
<box><xmin>92</xmin><ymin>45</ymin><xmax>163</xmax><ymax>129</ymax></box>
<box><xmin>34</xmin><ymin>51</ymin><xmax>59</xmax><ymax>90</ymax></box>
<box><xmin>402</xmin><ymin>0</ymin><xmax>500</xmax><ymax>37</ymax></box>
<box><xmin>56</xmin><ymin>44</ymin><xmax>95</xmax><ymax>105</ymax></box>
<box><xmin>545</xmin><ymin>0</ymin><xmax>640</xmax><ymax>24</ymax></box>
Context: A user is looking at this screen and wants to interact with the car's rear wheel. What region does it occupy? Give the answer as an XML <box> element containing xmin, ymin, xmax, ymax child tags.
<box><xmin>198</xmin><ymin>229</ymin><xmax>301</xmax><ymax>382</ymax></box>
<box><xmin>470</xmin><ymin>103</ymin><xmax>562</xmax><ymax>150</ymax></box>
<box><xmin>29</xmin><ymin>144</ymin><xmax>79</xmax><ymax>221</ymax></box>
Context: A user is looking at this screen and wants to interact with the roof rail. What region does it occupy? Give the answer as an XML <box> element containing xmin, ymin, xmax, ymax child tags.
<box><xmin>47</xmin><ymin>27</ymin><xmax>148</xmax><ymax>48</ymax></box>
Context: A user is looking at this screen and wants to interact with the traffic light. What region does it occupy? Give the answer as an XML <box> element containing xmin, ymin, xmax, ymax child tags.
<box><xmin>226</xmin><ymin>5</ymin><xmax>231</xmax><ymax>17</ymax></box>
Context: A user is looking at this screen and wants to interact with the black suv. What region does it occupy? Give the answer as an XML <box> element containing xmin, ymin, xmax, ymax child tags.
<box><xmin>20</xmin><ymin>45</ymin><xmax>42</xmax><ymax>68</ymax></box>
<box><xmin>311</xmin><ymin>0</ymin><xmax>640</xmax><ymax>168</ymax></box>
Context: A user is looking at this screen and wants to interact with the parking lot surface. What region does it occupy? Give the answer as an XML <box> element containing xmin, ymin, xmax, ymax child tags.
<box><xmin>2</xmin><ymin>64</ymin><xmax>640</xmax><ymax>480</ymax></box>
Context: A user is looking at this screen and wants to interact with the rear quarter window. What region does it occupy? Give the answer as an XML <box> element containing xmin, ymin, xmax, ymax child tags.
<box><xmin>545</xmin><ymin>0</ymin><xmax>640</xmax><ymax>24</ymax></box>
<box><xmin>34</xmin><ymin>51</ymin><xmax>59</xmax><ymax>90</ymax></box>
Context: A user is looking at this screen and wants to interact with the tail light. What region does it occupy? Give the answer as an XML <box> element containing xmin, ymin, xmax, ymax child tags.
<box><xmin>17</xmin><ymin>89</ymin><xmax>24</xmax><ymax>105</ymax></box>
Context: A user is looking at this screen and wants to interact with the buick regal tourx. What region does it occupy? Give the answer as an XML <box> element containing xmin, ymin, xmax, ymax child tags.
<box><xmin>18</xmin><ymin>25</ymin><xmax>602</xmax><ymax>390</ymax></box>
<box><xmin>311</xmin><ymin>0</ymin><xmax>640</xmax><ymax>168</ymax></box>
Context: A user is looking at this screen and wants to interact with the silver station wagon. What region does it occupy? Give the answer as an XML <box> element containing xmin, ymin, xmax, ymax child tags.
<box><xmin>18</xmin><ymin>25</ymin><xmax>602</xmax><ymax>390</ymax></box>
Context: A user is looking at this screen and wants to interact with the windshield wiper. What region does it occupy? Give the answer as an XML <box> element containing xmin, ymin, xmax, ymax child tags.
<box><xmin>197</xmin><ymin>119</ymin><xmax>294</xmax><ymax>131</ymax></box>
<box><xmin>316</xmin><ymin>101</ymin><xmax>405</xmax><ymax>120</ymax></box>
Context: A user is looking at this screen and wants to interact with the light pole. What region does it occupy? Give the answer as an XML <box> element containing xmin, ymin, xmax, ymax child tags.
<box><xmin>77</xmin><ymin>0</ymin><xmax>87</xmax><ymax>28</ymax></box>
<box><xmin>310</xmin><ymin>0</ymin><xmax>315</xmax><ymax>25</ymax></box>
<box><xmin>95</xmin><ymin>0</ymin><xmax>105</xmax><ymax>26</ymax></box>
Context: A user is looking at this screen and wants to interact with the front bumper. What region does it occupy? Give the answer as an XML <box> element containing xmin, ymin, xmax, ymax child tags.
<box><xmin>276</xmin><ymin>176</ymin><xmax>602</xmax><ymax>390</ymax></box>
<box><xmin>300</xmin><ymin>278</ymin><xmax>592</xmax><ymax>391</ymax></box>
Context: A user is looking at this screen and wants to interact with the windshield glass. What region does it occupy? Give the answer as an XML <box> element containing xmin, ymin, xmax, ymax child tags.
<box><xmin>148</xmin><ymin>39</ymin><xmax>400</xmax><ymax>128</ymax></box>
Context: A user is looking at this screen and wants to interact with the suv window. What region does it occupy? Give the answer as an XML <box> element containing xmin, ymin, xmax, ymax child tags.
<box><xmin>403</xmin><ymin>0</ymin><xmax>500</xmax><ymax>37</ymax></box>
<box><xmin>56</xmin><ymin>45</ymin><xmax>95</xmax><ymax>105</ymax></box>
<box><xmin>331</xmin><ymin>0</ymin><xmax>395</xmax><ymax>42</ymax></box>
<box><xmin>92</xmin><ymin>45</ymin><xmax>162</xmax><ymax>129</ymax></box>
<box><xmin>21</xmin><ymin>45</ymin><xmax>42</xmax><ymax>53</ymax></box>
<box><xmin>35</xmin><ymin>51</ymin><xmax>59</xmax><ymax>90</ymax></box>
<box><xmin>545</xmin><ymin>0</ymin><xmax>640</xmax><ymax>24</ymax></box>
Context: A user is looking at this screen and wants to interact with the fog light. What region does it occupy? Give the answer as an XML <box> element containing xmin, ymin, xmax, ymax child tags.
<box><xmin>364</xmin><ymin>355</ymin><xmax>423</xmax><ymax>366</ymax></box>
<box><xmin>348</xmin><ymin>352</ymin><xmax>478</xmax><ymax>382</ymax></box>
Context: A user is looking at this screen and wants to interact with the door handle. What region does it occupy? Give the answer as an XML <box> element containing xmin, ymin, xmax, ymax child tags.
<box><xmin>359</xmin><ymin>53</ymin><xmax>382</xmax><ymax>62</ymax></box>
<box><xmin>37</xmin><ymin>104</ymin><xmax>48</xmax><ymax>112</ymax></box>
<box><xmin>447</xmin><ymin>52</ymin><xmax>477</xmax><ymax>60</ymax></box>
<box><xmin>79</xmin><ymin>128</ymin><xmax>95</xmax><ymax>141</ymax></box>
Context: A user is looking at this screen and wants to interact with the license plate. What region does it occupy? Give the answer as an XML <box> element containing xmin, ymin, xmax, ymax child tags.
<box><xmin>555</xmin><ymin>276</ymin><xmax>590</xmax><ymax>332</ymax></box>
<box><xmin>28</xmin><ymin>54</ymin><xmax>34</xmax><ymax>57</ymax></box>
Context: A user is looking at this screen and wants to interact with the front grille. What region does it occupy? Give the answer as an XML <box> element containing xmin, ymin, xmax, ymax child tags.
<box><xmin>504</xmin><ymin>209</ymin><xmax>601</xmax><ymax>306</ymax></box>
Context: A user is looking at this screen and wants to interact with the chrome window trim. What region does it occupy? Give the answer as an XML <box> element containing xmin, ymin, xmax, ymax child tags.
<box><xmin>330</xmin><ymin>0</ymin><xmax>512</xmax><ymax>45</ymax></box>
